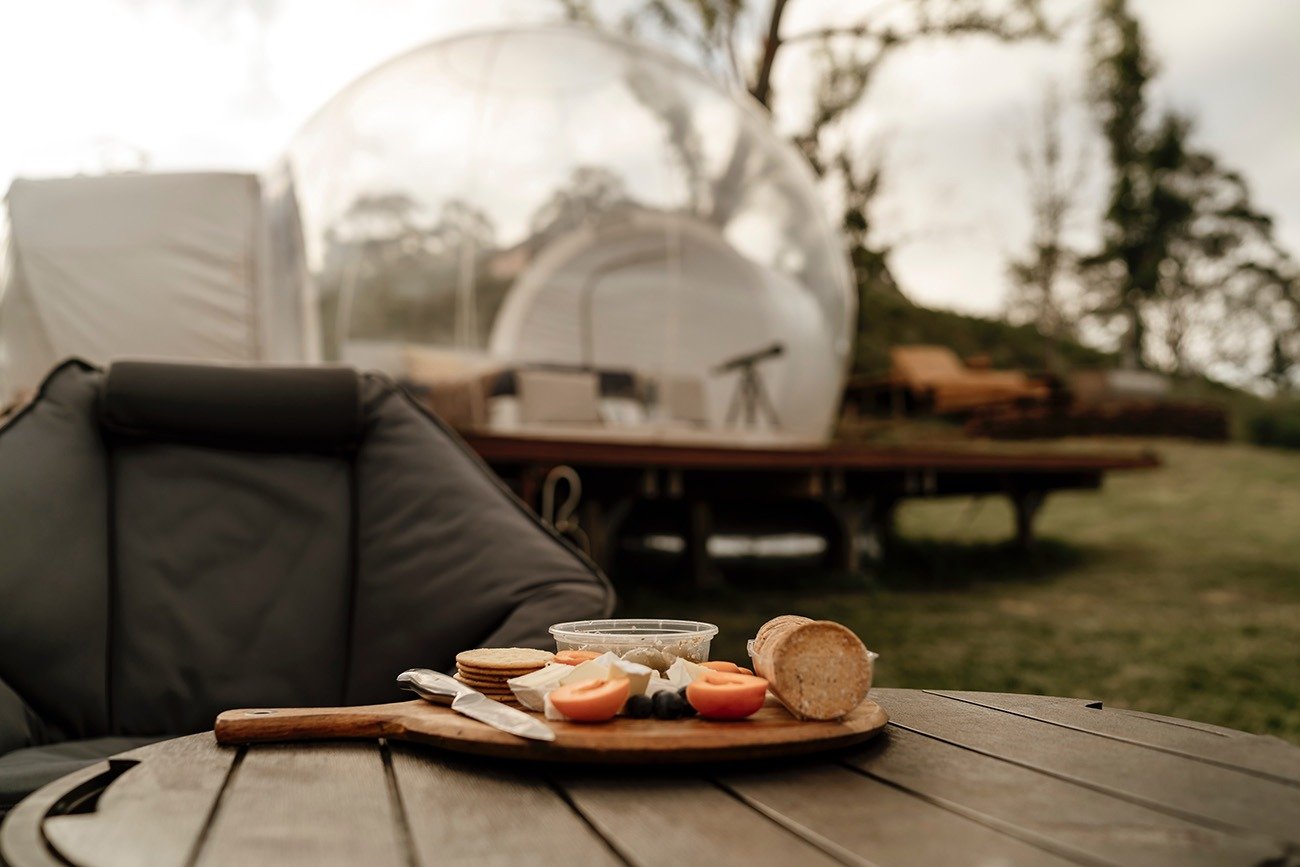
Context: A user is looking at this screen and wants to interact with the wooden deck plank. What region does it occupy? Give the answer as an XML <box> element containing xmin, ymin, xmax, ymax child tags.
<box><xmin>841</xmin><ymin>726</ymin><xmax>1286</xmax><ymax>866</ymax></box>
<box><xmin>41</xmin><ymin>734</ymin><xmax>237</xmax><ymax>867</ymax></box>
<box><xmin>874</xmin><ymin>689</ymin><xmax>1300</xmax><ymax>845</ymax></box>
<box><xmin>388</xmin><ymin>745</ymin><xmax>621</xmax><ymax>867</ymax></box>
<box><xmin>195</xmin><ymin>741</ymin><xmax>408</xmax><ymax>867</ymax></box>
<box><xmin>931</xmin><ymin>691</ymin><xmax>1300</xmax><ymax>784</ymax></box>
<box><xmin>717</xmin><ymin>760</ymin><xmax>1082</xmax><ymax>867</ymax></box>
<box><xmin>464</xmin><ymin>432</ymin><xmax>1157</xmax><ymax>474</ymax></box>
<box><xmin>557</xmin><ymin>773</ymin><xmax>843</xmax><ymax>867</ymax></box>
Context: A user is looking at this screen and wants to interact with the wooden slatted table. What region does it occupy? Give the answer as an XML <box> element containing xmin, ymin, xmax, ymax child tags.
<box><xmin>4</xmin><ymin>689</ymin><xmax>1298</xmax><ymax>866</ymax></box>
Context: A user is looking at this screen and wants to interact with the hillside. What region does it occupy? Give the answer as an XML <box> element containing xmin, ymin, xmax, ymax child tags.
<box><xmin>850</xmin><ymin>291</ymin><xmax>1112</xmax><ymax>377</ymax></box>
<box><xmin>850</xmin><ymin>291</ymin><xmax>1270</xmax><ymax>437</ymax></box>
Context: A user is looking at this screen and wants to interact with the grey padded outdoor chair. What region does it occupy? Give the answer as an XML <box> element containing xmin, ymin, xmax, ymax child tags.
<box><xmin>0</xmin><ymin>359</ymin><xmax>614</xmax><ymax>810</ymax></box>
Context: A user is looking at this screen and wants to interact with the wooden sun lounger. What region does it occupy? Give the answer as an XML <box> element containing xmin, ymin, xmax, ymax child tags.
<box><xmin>890</xmin><ymin>346</ymin><xmax>1049</xmax><ymax>414</ymax></box>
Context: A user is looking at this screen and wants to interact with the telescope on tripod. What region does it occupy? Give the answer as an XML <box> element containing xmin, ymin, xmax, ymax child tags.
<box><xmin>713</xmin><ymin>342</ymin><xmax>785</xmax><ymax>431</ymax></box>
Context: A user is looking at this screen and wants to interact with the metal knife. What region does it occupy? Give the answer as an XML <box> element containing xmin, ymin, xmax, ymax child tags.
<box><xmin>397</xmin><ymin>668</ymin><xmax>556</xmax><ymax>742</ymax></box>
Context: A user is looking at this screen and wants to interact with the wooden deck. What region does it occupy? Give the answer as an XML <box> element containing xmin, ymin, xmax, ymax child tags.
<box><xmin>462</xmin><ymin>433</ymin><xmax>1159</xmax><ymax>582</ymax></box>
<box><xmin>466</xmin><ymin>433</ymin><xmax>1157</xmax><ymax>472</ymax></box>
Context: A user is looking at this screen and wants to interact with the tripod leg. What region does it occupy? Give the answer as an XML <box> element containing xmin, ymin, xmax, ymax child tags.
<box><xmin>754</xmin><ymin>375</ymin><xmax>780</xmax><ymax>430</ymax></box>
<box><xmin>725</xmin><ymin>375</ymin><xmax>743</xmax><ymax>426</ymax></box>
<box><xmin>743</xmin><ymin>372</ymin><xmax>759</xmax><ymax>428</ymax></box>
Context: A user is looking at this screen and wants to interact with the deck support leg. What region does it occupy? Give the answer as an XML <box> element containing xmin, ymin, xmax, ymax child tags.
<box><xmin>517</xmin><ymin>466</ymin><xmax>547</xmax><ymax>513</ymax></box>
<box><xmin>1011</xmin><ymin>490</ymin><xmax>1047</xmax><ymax>550</ymax></box>
<box><xmin>827</xmin><ymin>499</ymin><xmax>867</xmax><ymax>573</ymax></box>
<box><xmin>867</xmin><ymin>497</ymin><xmax>897</xmax><ymax>554</ymax></box>
<box><xmin>582</xmin><ymin>498</ymin><xmax>632</xmax><ymax>575</ymax></box>
<box><xmin>685</xmin><ymin>500</ymin><xmax>722</xmax><ymax>589</ymax></box>
<box><xmin>581</xmin><ymin>498</ymin><xmax>607</xmax><ymax>570</ymax></box>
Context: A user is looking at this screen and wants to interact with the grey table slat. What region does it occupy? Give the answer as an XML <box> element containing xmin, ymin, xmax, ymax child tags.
<box><xmin>876</xmin><ymin>689</ymin><xmax>1300</xmax><ymax>845</ymax></box>
<box><xmin>1111</xmin><ymin>707</ymin><xmax>1262</xmax><ymax>739</ymax></box>
<box><xmin>0</xmin><ymin>761</ymin><xmax>111</xmax><ymax>867</ymax></box>
<box><xmin>718</xmin><ymin>760</ymin><xmax>1080</xmax><ymax>867</ymax></box>
<box><xmin>842</xmin><ymin>726</ymin><xmax>1286</xmax><ymax>867</ymax></box>
<box><xmin>387</xmin><ymin>744</ymin><xmax>621</xmax><ymax>867</ymax></box>
<box><xmin>930</xmin><ymin>691</ymin><xmax>1300</xmax><ymax>784</ymax></box>
<box><xmin>7</xmin><ymin>690</ymin><xmax>1300</xmax><ymax>867</ymax></box>
<box><xmin>195</xmin><ymin>741</ymin><xmax>408</xmax><ymax>867</ymax></box>
<box><xmin>558</xmin><ymin>773</ymin><xmax>842</xmax><ymax>867</ymax></box>
<box><xmin>41</xmin><ymin>734</ymin><xmax>237</xmax><ymax>867</ymax></box>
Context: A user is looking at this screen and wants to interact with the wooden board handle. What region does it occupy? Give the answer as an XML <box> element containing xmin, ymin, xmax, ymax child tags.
<box><xmin>214</xmin><ymin>702</ymin><xmax>418</xmax><ymax>745</ymax></box>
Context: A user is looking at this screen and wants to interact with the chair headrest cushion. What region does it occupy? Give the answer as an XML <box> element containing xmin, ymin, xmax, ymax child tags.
<box><xmin>100</xmin><ymin>361</ymin><xmax>363</xmax><ymax>451</ymax></box>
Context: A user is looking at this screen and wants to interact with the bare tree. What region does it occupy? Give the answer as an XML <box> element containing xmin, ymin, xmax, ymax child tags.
<box><xmin>556</xmin><ymin>0</ymin><xmax>1051</xmax><ymax>310</ymax></box>
<box><xmin>1005</xmin><ymin>84</ymin><xmax>1089</xmax><ymax>368</ymax></box>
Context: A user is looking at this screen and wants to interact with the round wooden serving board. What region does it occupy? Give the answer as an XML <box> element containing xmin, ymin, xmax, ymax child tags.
<box><xmin>214</xmin><ymin>696</ymin><xmax>888</xmax><ymax>764</ymax></box>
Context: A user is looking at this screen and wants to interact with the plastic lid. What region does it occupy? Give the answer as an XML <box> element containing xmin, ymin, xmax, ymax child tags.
<box><xmin>550</xmin><ymin>619</ymin><xmax>719</xmax><ymax>644</ymax></box>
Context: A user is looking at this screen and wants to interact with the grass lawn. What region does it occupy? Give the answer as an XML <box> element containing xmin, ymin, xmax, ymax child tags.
<box><xmin>614</xmin><ymin>439</ymin><xmax>1300</xmax><ymax>742</ymax></box>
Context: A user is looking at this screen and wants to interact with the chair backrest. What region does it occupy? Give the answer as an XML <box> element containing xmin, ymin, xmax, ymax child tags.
<box><xmin>0</xmin><ymin>360</ymin><xmax>613</xmax><ymax>742</ymax></box>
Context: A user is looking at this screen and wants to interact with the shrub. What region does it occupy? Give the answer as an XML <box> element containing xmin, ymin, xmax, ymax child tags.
<box><xmin>1247</xmin><ymin>400</ymin><xmax>1300</xmax><ymax>450</ymax></box>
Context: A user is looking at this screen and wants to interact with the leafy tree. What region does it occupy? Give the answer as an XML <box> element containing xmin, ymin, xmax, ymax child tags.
<box><xmin>319</xmin><ymin>195</ymin><xmax>497</xmax><ymax>350</ymax></box>
<box><xmin>1084</xmin><ymin>0</ymin><xmax>1288</xmax><ymax>379</ymax></box>
<box><xmin>529</xmin><ymin>166</ymin><xmax>634</xmax><ymax>241</ymax></box>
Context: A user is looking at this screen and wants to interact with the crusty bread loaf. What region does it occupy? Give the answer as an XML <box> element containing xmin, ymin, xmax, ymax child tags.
<box><xmin>750</xmin><ymin>616</ymin><xmax>872</xmax><ymax>720</ymax></box>
<box><xmin>751</xmin><ymin>614</ymin><xmax>813</xmax><ymax>658</ymax></box>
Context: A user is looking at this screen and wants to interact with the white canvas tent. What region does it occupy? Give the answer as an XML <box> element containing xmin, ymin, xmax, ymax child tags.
<box><xmin>488</xmin><ymin>213</ymin><xmax>841</xmax><ymax>441</ymax></box>
<box><xmin>0</xmin><ymin>171</ymin><xmax>318</xmax><ymax>403</ymax></box>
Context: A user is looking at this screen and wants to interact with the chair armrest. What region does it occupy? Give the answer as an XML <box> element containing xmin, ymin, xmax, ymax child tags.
<box><xmin>0</xmin><ymin>676</ymin><xmax>42</xmax><ymax>756</ymax></box>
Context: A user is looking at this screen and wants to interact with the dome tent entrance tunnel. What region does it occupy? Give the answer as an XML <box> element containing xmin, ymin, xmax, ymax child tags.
<box><xmin>289</xmin><ymin>25</ymin><xmax>855</xmax><ymax>444</ymax></box>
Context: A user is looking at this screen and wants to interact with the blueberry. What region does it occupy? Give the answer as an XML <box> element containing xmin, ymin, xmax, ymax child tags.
<box><xmin>625</xmin><ymin>694</ymin><xmax>653</xmax><ymax>719</ymax></box>
<box><xmin>677</xmin><ymin>686</ymin><xmax>697</xmax><ymax>717</ymax></box>
<box><xmin>652</xmin><ymin>690</ymin><xmax>682</xmax><ymax>720</ymax></box>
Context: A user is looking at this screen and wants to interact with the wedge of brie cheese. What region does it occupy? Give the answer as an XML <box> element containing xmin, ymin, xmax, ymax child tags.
<box><xmin>611</xmin><ymin>658</ymin><xmax>653</xmax><ymax>696</ymax></box>
<box><xmin>664</xmin><ymin>656</ymin><xmax>710</xmax><ymax>687</ymax></box>
<box><xmin>543</xmin><ymin>691</ymin><xmax>571</xmax><ymax>721</ymax></box>
<box><xmin>559</xmin><ymin>658</ymin><xmax>612</xmax><ymax>687</ymax></box>
<box><xmin>581</xmin><ymin>651</ymin><xmax>654</xmax><ymax>696</ymax></box>
<box><xmin>507</xmin><ymin>664</ymin><xmax>571</xmax><ymax>711</ymax></box>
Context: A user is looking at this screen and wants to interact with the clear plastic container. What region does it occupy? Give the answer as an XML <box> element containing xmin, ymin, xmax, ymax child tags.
<box><xmin>550</xmin><ymin>619</ymin><xmax>719</xmax><ymax>670</ymax></box>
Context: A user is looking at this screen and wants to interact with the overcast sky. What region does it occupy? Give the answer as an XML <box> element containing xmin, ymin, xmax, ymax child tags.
<box><xmin>2</xmin><ymin>0</ymin><xmax>1297</xmax><ymax>318</ymax></box>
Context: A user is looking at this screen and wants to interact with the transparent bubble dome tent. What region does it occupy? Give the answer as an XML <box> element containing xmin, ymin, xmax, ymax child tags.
<box><xmin>289</xmin><ymin>26</ymin><xmax>854</xmax><ymax>444</ymax></box>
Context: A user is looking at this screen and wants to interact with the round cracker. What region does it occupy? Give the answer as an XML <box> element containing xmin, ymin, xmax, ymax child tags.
<box><xmin>452</xmin><ymin>675</ymin><xmax>515</xmax><ymax>694</ymax></box>
<box><xmin>456</xmin><ymin>673</ymin><xmax>540</xmax><ymax>688</ymax></box>
<box><xmin>454</xmin><ymin>670</ymin><xmax>515</xmax><ymax>683</ymax></box>
<box><xmin>455</xmin><ymin>648</ymin><xmax>554</xmax><ymax>670</ymax></box>
<box><xmin>453</xmin><ymin>675</ymin><xmax>513</xmax><ymax>689</ymax></box>
<box><xmin>453</xmin><ymin>682</ymin><xmax>513</xmax><ymax>693</ymax></box>
<box><xmin>456</xmin><ymin>686</ymin><xmax>514</xmax><ymax>697</ymax></box>
<box><xmin>456</xmin><ymin>666</ymin><xmax>544</xmax><ymax>679</ymax></box>
<box><xmin>457</xmin><ymin>660</ymin><xmax>548</xmax><ymax>675</ymax></box>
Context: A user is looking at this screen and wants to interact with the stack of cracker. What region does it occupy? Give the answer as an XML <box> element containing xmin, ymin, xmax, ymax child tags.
<box><xmin>454</xmin><ymin>647</ymin><xmax>555</xmax><ymax>708</ymax></box>
<box><xmin>750</xmin><ymin>615</ymin><xmax>873</xmax><ymax>721</ymax></box>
